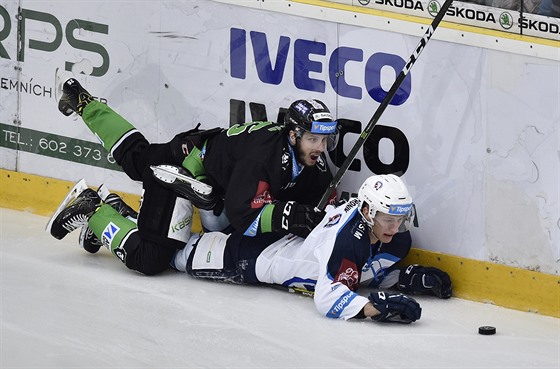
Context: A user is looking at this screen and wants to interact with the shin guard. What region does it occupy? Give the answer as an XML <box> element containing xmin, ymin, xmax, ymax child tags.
<box><xmin>81</xmin><ymin>101</ymin><xmax>137</xmax><ymax>154</ymax></box>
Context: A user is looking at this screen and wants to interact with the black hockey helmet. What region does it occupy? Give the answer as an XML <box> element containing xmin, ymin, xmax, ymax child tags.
<box><xmin>284</xmin><ymin>99</ymin><xmax>338</xmax><ymax>151</ymax></box>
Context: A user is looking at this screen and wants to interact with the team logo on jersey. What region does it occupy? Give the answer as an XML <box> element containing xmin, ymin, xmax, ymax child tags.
<box><xmin>335</xmin><ymin>259</ymin><xmax>359</xmax><ymax>289</ymax></box>
<box><xmin>251</xmin><ymin>181</ymin><xmax>274</xmax><ymax>209</ymax></box>
<box><xmin>315</xmin><ymin>154</ymin><xmax>327</xmax><ymax>172</ymax></box>
<box><xmin>281</xmin><ymin>152</ymin><xmax>290</xmax><ymax>169</ymax></box>
<box><xmin>374</xmin><ymin>181</ymin><xmax>383</xmax><ymax>190</ymax></box>
<box><xmin>324</xmin><ymin>213</ymin><xmax>342</xmax><ymax>228</ymax></box>
<box><xmin>282</xmin><ymin>152</ymin><xmax>290</xmax><ymax>167</ymax></box>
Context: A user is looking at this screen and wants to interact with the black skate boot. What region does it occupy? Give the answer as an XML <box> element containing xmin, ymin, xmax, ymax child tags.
<box><xmin>79</xmin><ymin>226</ymin><xmax>103</xmax><ymax>254</ymax></box>
<box><xmin>103</xmin><ymin>193</ymin><xmax>138</xmax><ymax>219</ymax></box>
<box><xmin>48</xmin><ymin>188</ymin><xmax>101</xmax><ymax>240</ymax></box>
<box><xmin>79</xmin><ymin>186</ymin><xmax>138</xmax><ymax>253</ymax></box>
<box><xmin>58</xmin><ymin>78</ymin><xmax>94</xmax><ymax>116</ymax></box>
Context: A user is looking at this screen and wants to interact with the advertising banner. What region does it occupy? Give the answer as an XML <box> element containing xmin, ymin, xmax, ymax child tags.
<box><xmin>1</xmin><ymin>0</ymin><xmax>558</xmax><ymax>273</ymax></box>
<box><xmin>329</xmin><ymin>0</ymin><xmax>560</xmax><ymax>40</ymax></box>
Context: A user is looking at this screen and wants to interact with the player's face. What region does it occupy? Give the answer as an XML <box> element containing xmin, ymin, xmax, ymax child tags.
<box><xmin>296</xmin><ymin>132</ymin><xmax>328</xmax><ymax>166</ymax></box>
<box><xmin>371</xmin><ymin>213</ymin><xmax>405</xmax><ymax>243</ymax></box>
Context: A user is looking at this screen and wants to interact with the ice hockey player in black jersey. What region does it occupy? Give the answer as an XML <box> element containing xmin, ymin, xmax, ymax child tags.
<box><xmin>189</xmin><ymin>98</ymin><xmax>338</xmax><ymax>238</ymax></box>
<box><xmin>46</xmin><ymin>76</ymin><xmax>337</xmax><ymax>275</ymax></box>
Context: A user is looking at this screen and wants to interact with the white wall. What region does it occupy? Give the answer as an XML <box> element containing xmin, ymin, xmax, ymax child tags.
<box><xmin>0</xmin><ymin>0</ymin><xmax>558</xmax><ymax>274</ymax></box>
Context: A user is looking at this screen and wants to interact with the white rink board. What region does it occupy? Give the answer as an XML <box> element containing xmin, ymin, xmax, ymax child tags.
<box><xmin>0</xmin><ymin>0</ymin><xmax>558</xmax><ymax>273</ymax></box>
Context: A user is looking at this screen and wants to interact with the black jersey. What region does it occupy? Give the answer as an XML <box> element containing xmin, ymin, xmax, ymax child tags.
<box><xmin>203</xmin><ymin>121</ymin><xmax>335</xmax><ymax>235</ymax></box>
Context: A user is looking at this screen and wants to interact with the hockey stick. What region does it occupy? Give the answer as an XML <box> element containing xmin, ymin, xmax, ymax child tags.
<box><xmin>317</xmin><ymin>0</ymin><xmax>453</xmax><ymax>210</ymax></box>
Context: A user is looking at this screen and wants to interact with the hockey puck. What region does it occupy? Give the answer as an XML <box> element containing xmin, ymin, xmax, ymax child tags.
<box><xmin>478</xmin><ymin>326</ymin><xmax>496</xmax><ymax>335</ymax></box>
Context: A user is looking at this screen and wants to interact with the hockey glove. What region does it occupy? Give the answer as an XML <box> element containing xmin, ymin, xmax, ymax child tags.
<box><xmin>271</xmin><ymin>201</ymin><xmax>325</xmax><ymax>238</ymax></box>
<box><xmin>398</xmin><ymin>264</ymin><xmax>452</xmax><ymax>299</ymax></box>
<box><xmin>368</xmin><ymin>291</ymin><xmax>421</xmax><ymax>324</ymax></box>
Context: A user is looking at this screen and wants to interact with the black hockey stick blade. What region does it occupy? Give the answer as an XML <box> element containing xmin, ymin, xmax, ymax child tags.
<box><xmin>316</xmin><ymin>0</ymin><xmax>453</xmax><ymax>210</ymax></box>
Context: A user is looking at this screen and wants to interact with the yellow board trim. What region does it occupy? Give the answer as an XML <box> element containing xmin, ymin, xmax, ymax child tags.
<box><xmin>0</xmin><ymin>169</ymin><xmax>202</xmax><ymax>232</ymax></box>
<box><xmin>402</xmin><ymin>249</ymin><xmax>559</xmax><ymax>318</ymax></box>
<box><xmin>1</xmin><ymin>169</ymin><xmax>557</xmax><ymax>317</ymax></box>
<box><xmin>291</xmin><ymin>0</ymin><xmax>560</xmax><ymax>47</ymax></box>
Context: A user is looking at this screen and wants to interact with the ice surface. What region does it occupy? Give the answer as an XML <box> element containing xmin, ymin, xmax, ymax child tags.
<box><xmin>1</xmin><ymin>208</ymin><xmax>558</xmax><ymax>368</ymax></box>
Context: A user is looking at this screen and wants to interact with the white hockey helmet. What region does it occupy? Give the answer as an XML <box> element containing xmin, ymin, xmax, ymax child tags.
<box><xmin>357</xmin><ymin>174</ymin><xmax>415</xmax><ymax>232</ymax></box>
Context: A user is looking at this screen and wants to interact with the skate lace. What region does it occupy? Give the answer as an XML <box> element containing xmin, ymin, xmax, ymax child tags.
<box><xmin>105</xmin><ymin>194</ymin><xmax>137</xmax><ymax>218</ymax></box>
<box><xmin>62</xmin><ymin>214</ymin><xmax>89</xmax><ymax>232</ymax></box>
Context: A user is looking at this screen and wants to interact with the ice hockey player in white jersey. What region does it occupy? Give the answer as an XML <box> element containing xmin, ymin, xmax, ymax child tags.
<box><xmin>172</xmin><ymin>174</ymin><xmax>452</xmax><ymax>323</ymax></box>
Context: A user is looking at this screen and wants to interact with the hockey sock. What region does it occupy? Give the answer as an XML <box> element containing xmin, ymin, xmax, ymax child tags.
<box><xmin>81</xmin><ymin>100</ymin><xmax>136</xmax><ymax>153</ymax></box>
<box><xmin>88</xmin><ymin>204</ymin><xmax>137</xmax><ymax>256</ymax></box>
<box><xmin>170</xmin><ymin>233</ymin><xmax>200</xmax><ymax>272</ymax></box>
<box><xmin>181</xmin><ymin>145</ymin><xmax>206</xmax><ymax>181</ymax></box>
<box><xmin>199</xmin><ymin>208</ymin><xmax>231</xmax><ymax>232</ymax></box>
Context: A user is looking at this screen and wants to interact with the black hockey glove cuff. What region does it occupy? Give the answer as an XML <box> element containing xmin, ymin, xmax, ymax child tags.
<box><xmin>398</xmin><ymin>264</ymin><xmax>452</xmax><ymax>299</ymax></box>
<box><xmin>368</xmin><ymin>291</ymin><xmax>422</xmax><ymax>324</ymax></box>
<box><xmin>270</xmin><ymin>201</ymin><xmax>325</xmax><ymax>238</ymax></box>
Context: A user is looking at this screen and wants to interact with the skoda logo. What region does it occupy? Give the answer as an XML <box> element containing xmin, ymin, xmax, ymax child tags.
<box><xmin>499</xmin><ymin>12</ymin><xmax>513</xmax><ymax>30</ymax></box>
<box><xmin>428</xmin><ymin>0</ymin><xmax>441</xmax><ymax>17</ymax></box>
<box><xmin>358</xmin><ymin>0</ymin><xmax>370</xmax><ymax>5</ymax></box>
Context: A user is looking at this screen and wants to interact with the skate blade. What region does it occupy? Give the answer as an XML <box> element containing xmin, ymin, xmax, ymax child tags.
<box><xmin>150</xmin><ymin>165</ymin><xmax>212</xmax><ymax>195</ymax></box>
<box><xmin>271</xmin><ymin>284</ymin><xmax>315</xmax><ymax>297</ymax></box>
<box><xmin>96</xmin><ymin>183</ymin><xmax>110</xmax><ymax>201</ymax></box>
<box><xmin>45</xmin><ymin>179</ymin><xmax>89</xmax><ymax>234</ymax></box>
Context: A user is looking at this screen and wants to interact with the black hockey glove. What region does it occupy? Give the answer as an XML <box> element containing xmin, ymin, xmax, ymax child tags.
<box><xmin>398</xmin><ymin>264</ymin><xmax>452</xmax><ymax>299</ymax></box>
<box><xmin>368</xmin><ymin>291</ymin><xmax>422</xmax><ymax>324</ymax></box>
<box><xmin>271</xmin><ymin>201</ymin><xmax>325</xmax><ymax>238</ymax></box>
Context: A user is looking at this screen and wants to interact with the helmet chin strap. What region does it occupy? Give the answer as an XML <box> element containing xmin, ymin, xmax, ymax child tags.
<box><xmin>368</xmin><ymin>223</ymin><xmax>380</xmax><ymax>244</ymax></box>
<box><xmin>289</xmin><ymin>132</ymin><xmax>304</xmax><ymax>165</ymax></box>
<box><xmin>360</xmin><ymin>206</ymin><xmax>378</xmax><ymax>237</ymax></box>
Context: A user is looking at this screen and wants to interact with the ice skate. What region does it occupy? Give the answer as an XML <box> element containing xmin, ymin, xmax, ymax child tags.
<box><xmin>46</xmin><ymin>181</ymin><xmax>101</xmax><ymax>240</ymax></box>
<box><xmin>45</xmin><ymin>179</ymin><xmax>88</xmax><ymax>237</ymax></box>
<box><xmin>57</xmin><ymin>74</ymin><xmax>94</xmax><ymax>116</ymax></box>
<box><xmin>79</xmin><ymin>184</ymin><xmax>138</xmax><ymax>253</ymax></box>
<box><xmin>79</xmin><ymin>226</ymin><xmax>103</xmax><ymax>254</ymax></box>
<box><xmin>151</xmin><ymin>164</ymin><xmax>216</xmax><ymax>210</ymax></box>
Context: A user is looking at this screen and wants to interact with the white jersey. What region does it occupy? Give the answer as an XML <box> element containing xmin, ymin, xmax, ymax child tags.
<box><xmin>256</xmin><ymin>198</ymin><xmax>377</xmax><ymax>320</ymax></box>
<box><xmin>184</xmin><ymin>199</ymin><xmax>412</xmax><ymax>320</ymax></box>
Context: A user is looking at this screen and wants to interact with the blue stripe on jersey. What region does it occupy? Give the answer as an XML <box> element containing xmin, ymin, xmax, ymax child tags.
<box><xmin>282</xmin><ymin>277</ymin><xmax>316</xmax><ymax>292</ymax></box>
<box><xmin>373</xmin><ymin>252</ymin><xmax>400</xmax><ymax>265</ymax></box>
<box><xmin>243</xmin><ymin>207</ymin><xmax>266</xmax><ymax>237</ymax></box>
<box><xmin>325</xmin><ymin>207</ymin><xmax>362</xmax><ymax>282</ymax></box>
<box><xmin>335</xmin><ymin>207</ymin><xmax>359</xmax><ymax>237</ymax></box>
<box><xmin>326</xmin><ymin>290</ymin><xmax>358</xmax><ymax>319</ymax></box>
<box><xmin>287</xmin><ymin>143</ymin><xmax>303</xmax><ymax>181</ymax></box>
<box><xmin>363</xmin><ymin>252</ymin><xmax>401</xmax><ymax>287</ymax></box>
